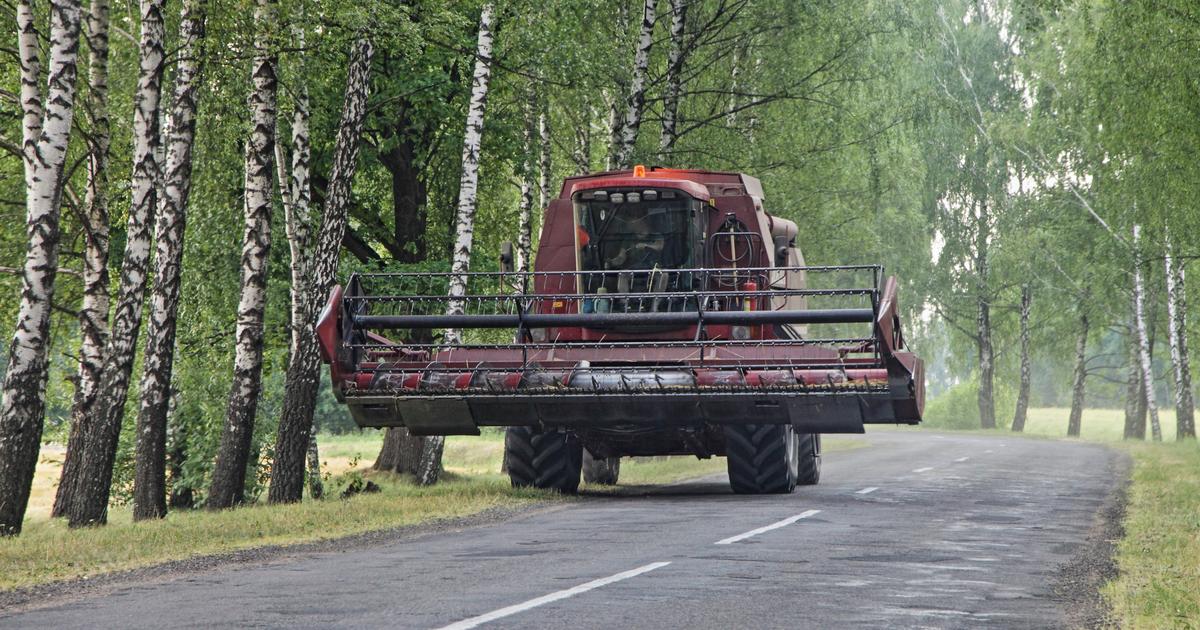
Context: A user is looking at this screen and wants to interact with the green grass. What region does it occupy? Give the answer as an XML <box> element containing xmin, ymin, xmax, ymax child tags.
<box><xmin>5</xmin><ymin>432</ymin><xmax>533</xmax><ymax>591</ymax></box>
<box><xmin>1103</xmin><ymin>442</ymin><xmax>1200</xmax><ymax>628</ymax></box>
<box><xmin>7</xmin><ymin>428</ymin><xmax>782</xmax><ymax>590</ymax></box>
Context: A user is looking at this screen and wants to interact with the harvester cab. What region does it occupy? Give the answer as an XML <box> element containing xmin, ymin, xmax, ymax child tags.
<box><xmin>317</xmin><ymin>167</ymin><xmax>924</xmax><ymax>494</ymax></box>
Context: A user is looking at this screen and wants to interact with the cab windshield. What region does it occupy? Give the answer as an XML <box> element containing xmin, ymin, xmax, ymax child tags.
<box><xmin>576</xmin><ymin>190</ymin><xmax>696</xmax><ymax>273</ymax></box>
<box><xmin>574</xmin><ymin>188</ymin><xmax>701</xmax><ymax>300</ymax></box>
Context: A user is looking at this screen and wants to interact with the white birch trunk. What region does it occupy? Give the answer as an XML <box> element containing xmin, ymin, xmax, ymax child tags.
<box><xmin>538</xmin><ymin>104</ymin><xmax>551</xmax><ymax>213</ymax></box>
<box><xmin>66</xmin><ymin>0</ymin><xmax>166</xmax><ymax>527</ymax></box>
<box><xmin>445</xmin><ymin>2</ymin><xmax>496</xmax><ymax>333</ymax></box>
<box><xmin>516</xmin><ymin>89</ymin><xmax>536</xmax><ymax>273</ymax></box>
<box><xmin>658</xmin><ymin>0</ymin><xmax>686</xmax><ymax>157</ymax></box>
<box><xmin>573</xmin><ymin>100</ymin><xmax>593</xmax><ymax>175</ymax></box>
<box><xmin>1067</xmin><ymin>311</ymin><xmax>1089</xmax><ymax>437</ymax></box>
<box><xmin>54</xmin><ymin>0</ymin><xmax>111</xmax><ymax>519</ymax></box>
<box><xmin>613</xmin><ymin>0</ymin><xmax>656</xmax><ymax>170</ymax></box>
<box><xmin>1011</xmin><ymin>283</ymin><xmax>1031</xmax><ymax>432</ymax></box>
<box><xmin>605</xmin><ymin>3</ymin><xmax>631</xmax><ymax>171</ymax></box>
<box><xmin>17</xmin><ymin>0</ymin><xmax>42</xmax><ymax>167</ymax></box>
<box><xmin>209</xmin><ymin>0</ymin><xmax>278</xmax><ymax>509</ymax></box>
<box><xmin>270</xmin><ymin>37</ymin><xmax>371</xmax><ymax>504</ymax></box>
<box><xmin>132</xmin><ymin>0</ymin><xmax>206</xmax><ymax>520</ymax></box>
<box><xmin>0</xmin><ymin>0</ymin><xmax>84</xmax><ymax>536</ymax></box>
<box><xmin>425</xmin><ymin>3</ymin><xmax>496</xmax><ymax>486</ymax></box>
<box><xmin>727</xmin><ymin>42</ymin><xmax>744</xmax><ymax>128</ymax></box>
<box><xmin>1132</xmin><ymin>224</ymin><xmax>1163</xmax><ymax>442</ymax></box>
<box><xmin>1164</xmin><ymin>228</ymin><xmax>1196</xmax><ymax>440</ymax></box>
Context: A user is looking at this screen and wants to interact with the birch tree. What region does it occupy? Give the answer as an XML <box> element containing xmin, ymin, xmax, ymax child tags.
<box><xmin>1164</xmin><ymin>229</ymin><xmax>1195</xmax><ymax>440</ymax></box>
<box><xmin>53</xmin><ymin>0</ymin><xmax>111</xmax><ymax>519</ymax></box>
<box><xmin>209</xmin><ymin>0</ymin><xmax>278</xmax><ymax>509</ymax></box>
<box><xmin>0</xmin><ymin>0</ymin><xmax>84</xmax><ymax>536</ymax></box>
<box><xmin>132</xmin><ymin>0</ymin><xmax>207</xmax><ymax>520</ymax></box>
<box><xmin>270</xmin><ymin>36</ymin><xmax>373</xmax><ymax>504</ymax></box>
<box><xmin>516</xmin><ymin>89</ymin><xmax>536</xmax><ymax>272</ymax></box>
<box><xmin>1010</xmin><ymin>284</ymin><xmax>1031</xmax><ymax>432</ymax></box>
<box><xmin>1066</xmin><ymin>309</ymin><xmax>1089</xmax><ymax>437</ymax></box>
<box><xmin>658</xmin><ymin>0</ymin><xmax>686</xmax><ymax>157</ymax></box>
<box><xmin>1131</xmin><ymin>224</ymin><xmax>1163</xmax><ymax>442</ymax></box>
<box><xmin>423</xmin><ymin>2</ymin><xmax>496</xmax><ymax>486</ymax></box>
<box><xmin>611</xmin><ymin>0</ymin><xmax>656</xmax><ymax>169</ymax></box>
<box><xmin>65</xmin><ymin>0</ymin><xmax>167</xmax><ymax>527</ymax></box>
<box><xmin>537</xmin><ymin>104</ymin><xmax>551</xmax><ymax>212</ymax></box>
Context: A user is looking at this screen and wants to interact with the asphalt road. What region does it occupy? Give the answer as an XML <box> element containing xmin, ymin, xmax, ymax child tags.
<box><xmin>1</xmin><ymin>431</ymin><xmax>1123</xmax><ymax>629</ymax></box>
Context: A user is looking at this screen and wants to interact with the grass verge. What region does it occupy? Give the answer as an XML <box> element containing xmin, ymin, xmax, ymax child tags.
<box><xmin>1103</xmin><ymin>442</ymin><xmax>1200</xmax><ymax>628</ymax></box>
<box><xmin>11</xmin><ymin>430</ymin><xmax>859</xmax><ymax>591</ymax></box>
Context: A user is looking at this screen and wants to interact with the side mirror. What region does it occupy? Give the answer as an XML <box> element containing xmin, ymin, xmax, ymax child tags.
<box><xmin>499</xmin><ymin>241</ymin><xmax>514</xmax><ymax>273</ymax></box>
<box><xmin>773</xmin><ymin>235</ymin><xmax>790</xmax><ymax>267</ymax></box>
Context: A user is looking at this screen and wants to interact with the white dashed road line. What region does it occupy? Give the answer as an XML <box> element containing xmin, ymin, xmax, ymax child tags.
<box><xmin>434</xmin><ymin>562</ymin><xmax>671</xmax><ymax>630</ymax></box>
<box><xmin>855</xmin><ymin>487</ymin><xmax>879</xmax><ymax>495</ymax></box>
<box><xmin>714</xmin><ymin>510</ymin><xmax>821</xmax><ymax>545</ymax></box>
<box><xmin>912</xmin><ymin>467</ymin><xmax>934</xmax><ymax>473</ymax></box>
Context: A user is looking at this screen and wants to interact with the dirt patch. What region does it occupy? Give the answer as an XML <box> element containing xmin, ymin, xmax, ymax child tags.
<box><xmin>1053</xmin><ymin>447</ymin><xmax>1130</xmax><ymax>629</ymax></box>
<box><xmin>0</xmin><ymin>501</ymin><xmax>561</xmax><ymax>614</ymax></box>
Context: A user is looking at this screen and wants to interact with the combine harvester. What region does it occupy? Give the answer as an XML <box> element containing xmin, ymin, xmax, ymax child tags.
<box><xmin>317</xmin><ymin>167</ymin><xmax>924</xmax><ymax>494</ymax></box>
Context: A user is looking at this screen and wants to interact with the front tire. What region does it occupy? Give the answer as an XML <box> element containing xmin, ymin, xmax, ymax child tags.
<box><xmin>724</xmin><ymin>424</ymin><xmax>799</xmax><ymax>494</ymax></box>
<box><xmin>796</xmin><ymin>433</ymin><xmax>820</xmax><ymax>485</ymax></box>
<box><xmin>505</xmin><ymin>427</ymin><xmax>583</xmax><ymax>493</ymax></box>
<box><xmin>582</xmin><ymin>450</ymin><xmax>620</xmax><ymax>485</ymax></box>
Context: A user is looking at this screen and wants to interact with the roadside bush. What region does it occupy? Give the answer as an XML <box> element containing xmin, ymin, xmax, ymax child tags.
<box><xmin>923</xmin><ymin>374</ymin><xmax>1016</xmax><ymax>430</ymax></box>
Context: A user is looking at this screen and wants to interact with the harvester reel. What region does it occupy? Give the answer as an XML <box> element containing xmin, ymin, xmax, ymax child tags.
<box><xmin>505</xmin><ymin>427</ymin><xmax>583</xmax><ymax>493</ymax></box>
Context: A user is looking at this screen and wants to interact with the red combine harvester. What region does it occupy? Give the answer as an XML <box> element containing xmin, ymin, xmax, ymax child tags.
<box><xmin>317</xmin><ymin>167</ymin><xmax>924</xmax><ymax>494</ymax></box>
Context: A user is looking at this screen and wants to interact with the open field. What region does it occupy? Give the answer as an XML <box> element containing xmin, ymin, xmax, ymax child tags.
<box><xmin>1019</xmin><ymin>407</ymin><xmax>1179</xmax><ymax>442</ymax></box>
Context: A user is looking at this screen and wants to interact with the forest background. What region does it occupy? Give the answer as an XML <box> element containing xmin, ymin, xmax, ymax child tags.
<box><xmin>0</xmin><ymin>0</ymin><xmax>1197</xmax><ymax>537</ymax></box>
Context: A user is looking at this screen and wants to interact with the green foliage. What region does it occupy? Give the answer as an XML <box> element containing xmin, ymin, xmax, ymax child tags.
<box><xmin>924</xmin><ymin>375</ymin><xmax>1017</xmax><ymax>430</ymax></box>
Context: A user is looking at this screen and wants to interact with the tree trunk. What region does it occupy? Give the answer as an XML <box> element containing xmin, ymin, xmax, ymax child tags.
<box><xmin>612</xmin><ymin>0</ymin><xmax>656</xmax><ymax>170</ymax></box>
<box><xmin>444</xmin><ymin>2</ymin><xmax>496</xmax><ymax>337</ymax></box>
<box><xmin>266</xmin><ymin>37</ymin><xmax>315</xmax><ymax>504</ymax></box>
<box><xmin>1131</xmin><ymin>224</ymin><xmax>1163</xmax><ymax>442</ymax></box>
<box><xmin>1067</xmin><ymin>311</ymin><xmax>1089</xmax><ymax>437</ymax></box>
<box><xmin>305</xmin><ymin>431</ymin><xmax>323</xmax><ymax>499</ymax></box>
<box><xmin>538</xmin><ymin>103</ymin><xmax>551</xmax><ymax>210</ymax></box>
<box><xmin>975</xmin><ymin>199</ymin><xmax>995</xmax><ymax>430</ymax></box>
<box><xmin>0</xmin><ymin>0</ymin><xmax>84</xmax><ymax>537</ymax></box>
<box><xmin>427</xmin><ymin>3</ymin><xmax>496</xmax><ymax>485</ymax></box>
<box><xmin>65</xmin><ymin>0</ymin><xmax>165</xmax><ymax>528</ymax></box>
<box><xmin>1124</xmin><ymin>321</ymin><xmax>1146</xmax><ymax>440</ymax></box>
<box><xmin>573</xmin><ymin>100</ymin><xmax>592</xmax><ymax>175</ymax></box>
<box><xmin>1164</xmin><ymin>229</ymin><xmax>1195</xmax><ymax>440</ymax></box>
<box><xmin>54</xmin><ymin>0</ymin><xmax>111</xmax><ymax>519</ymax></box>
<box><xmin>605</xmin><ymin>3</ymin><xmax>630</xmax><ymax>171</ymax></box>
<box><xmin>1011</xmin><ymin>284</ymin><xmax>1031</xmax><ymax>433</ymax></box>
<box><xmin>516</xmin><ymin>89</ymin><xmax>536</xmax><ymax>273</ymax></box>
<box><xmin>381</xmin><ymin>134</ymin><xmax>428</xmax><ymax>263</ymax></box>
<box><xmin>658</xmin><ymin>0</ymin><xmax>686</xmax><ymax>157</ymax></box>
<box><xmin>270</xmin><ymin>37</ymin><xmax>372</xmax><ymax>504</ymax></box>
<box><xmin>209</xmin><ymin>0</ymin><xmax>278</xmax><ymax>509</ymax></box>
<box><xmin>375</xmin><ymin>427</ymin><xmax>423</xmax><ymax>475</ymax></box>
<box><xmin>132</xmin><ymin>0</ymin><xmax>205</xmax><ymax>520</ymax></box>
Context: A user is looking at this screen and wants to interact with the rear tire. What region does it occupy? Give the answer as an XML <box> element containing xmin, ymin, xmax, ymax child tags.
<box><xmin>505</xmin><ymin>427</ymin><xmax>583</xmax><ymax>493</ymax></box>
<box><xmin>796</xmin><ymin>433</ymin><xmax>820</xmax><ymax>485</ymax></box>
<box><xmin>724</xmin><ymin>424</ymin><xmax>798</xmax><ymax>494</ymax></box>
<box><xmin>582</xmin><ymin>450</ymin><xmax>620</xmax><ymax>485</ymax></box>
